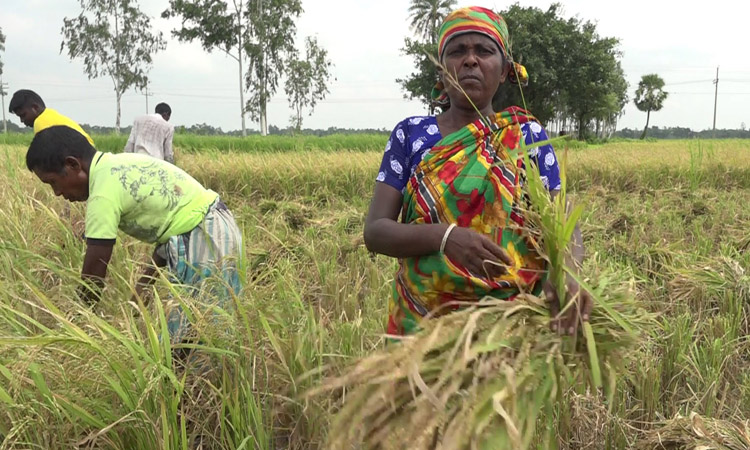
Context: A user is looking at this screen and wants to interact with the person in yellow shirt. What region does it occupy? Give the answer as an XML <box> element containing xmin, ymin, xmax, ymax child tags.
<box><xmin>9</xmin><ymin>89</ymin><xmax>94</xmax><ymax>146</ymax></box>
<box><xmin>10</xmin><ymin>89</ymin><xmax>93</xmax><ymax>237</ymax></box>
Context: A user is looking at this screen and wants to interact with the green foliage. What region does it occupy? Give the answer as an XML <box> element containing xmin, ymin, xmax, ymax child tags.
<box><xmin>617</xmin><ymin>126</ymin><xmax>750</xmax><ymax>139</ymax></box>
<box><xmin>495</xmin><ymin>3</ymin><xmax>572</xmax><ymax>125</ymax></box>
<box><xmin>548</xmin><ymin>15</ymin><xmax>627</xmax><ymax>139</ymax></box>
<box><xmin>61</xmin><ymin>0</ymin><xmax>166</xmax><ymax>132</ymax></box>
<box><xmin>635</xmin><ymin>73</ymin><xmax>669</xmax><ymax>139</ymax></box>
<box><xmin>162</xmin><ymin>0</ymin><xmax>240</xmax><ymax>54</ymax></box>
<box><xmin>244</xmin><ymin>0</ymin><xmax>303</xmax><ymax>136</ymax></box>
<box><xmin>396</xmin><ymin>39</ymin><xmax>439</xmax><ymax>112</ymax></box>
<box><xmin>635</xmin><ymin>74</ymin><xmax>668</xmax><ymax>114</ymax></box>
<box><xmin>407</xmin><ymin>0</ymin><xmax>457</xmax><ymax>45</ymax></box>
<box><xmin>498</xmin><ymin>3</ymin><xmax>628</xmax><ymax>139</ymax></box>
<box><xmin>396</xmin><ymin>0</ymin><xmax>456</xmax><ymax>110</ymax></box>
<box><xmin>284</xmin><ymin>37</ymin><xmax>334</xmax><ymax>132</ymax></box>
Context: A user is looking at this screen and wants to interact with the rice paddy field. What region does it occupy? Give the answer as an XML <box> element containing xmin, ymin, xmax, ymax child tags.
<box><xmin>1</xmin><ymin>137</ymin><xmax>750</xmax><ymax>449</ymax></box>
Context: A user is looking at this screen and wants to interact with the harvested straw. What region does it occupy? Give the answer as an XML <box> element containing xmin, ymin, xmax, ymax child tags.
<box><xmin>637</xmin><ymin>412</ymin><xmax>750</xmax><ymax>449</ymax></box>
<box><xmin>308</xmin><ymin>283</ymin><xmax>652</xmax><ymax>449</ymax></box>
<box><xmin>305</xmin><ymin>60</ymin><xmax>652</xmax><ymax>446</ymax></box>
<box><xmin>305</xmin><ymin>131</ymin><xmax>654</xmax><ymax>447</ymax></box>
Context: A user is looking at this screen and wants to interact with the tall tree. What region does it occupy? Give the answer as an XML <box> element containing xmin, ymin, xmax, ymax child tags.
<box><xmin>408</xmin><ymin>0</ymin><xmax>457</xmax><ymax>45</ymax></box>
<box><xmin>498</xmin><ymin>5</ymin><xmax>627</xmax><ymax>135</ymax></box>
<box><xmin>62</xmin><ymin>0</ymin><xmax>166</xmax><ymax>133</ymax></box>
<box><xmin>284</xmin><ymin>36</ymin><xmax>333</xmax><ymax>132</ymax></box>
<box><xmin>244</xmin><ymin>0</ymin><xmax>302</xmax><ymax>136</ymax></box>
<box><xmin>163</xmin><ymin>0</ymin><xmax>250</xmax><ymax>136</ymax></box>
<box><xmin>398</xmin><ymin>0</ymin><xmax>455</xmax><ymax>111</ymax></box>
<box><xmin>593</xmin><ymin>63</ymin><xmax>629</xmax><ymax>138</ymax></box>
<box><xmin>494</xmin><ymin>4</ymin><xmax>576</xmax><ymax>125</ymax></box>
<box><xmin>634</xmin><ymin>73</ymin><xmax>668</xmax><ymax>139</ymax></box>
<box><xmin>564</xmin><ymin>22</ymin><xmax>627</xmax><ymax>140</ymax></box>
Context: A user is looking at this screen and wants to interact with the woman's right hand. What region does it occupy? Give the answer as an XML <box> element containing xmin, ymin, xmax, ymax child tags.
<box><xmin>442</xmin><ymin>226</ymin><xmax>513</xmax><ymax>279</ymax></box>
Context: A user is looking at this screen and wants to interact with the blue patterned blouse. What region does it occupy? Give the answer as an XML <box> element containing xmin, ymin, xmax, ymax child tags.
<box><xmin>376</xmin><ymin>116</ymin><xmax>561</xmax><ymax>193</ymax></box>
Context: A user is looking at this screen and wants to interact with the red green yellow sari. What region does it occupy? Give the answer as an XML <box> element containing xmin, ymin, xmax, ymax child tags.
<box><xmin>387</xmin><ymin>106</ymin><xmax>547</xmax><ymax>336</ymax></box>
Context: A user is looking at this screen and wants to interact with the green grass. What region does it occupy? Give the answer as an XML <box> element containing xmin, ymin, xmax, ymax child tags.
<box><xmin>0</xmin><ymin>140</ymin><xmax>749</xmax><ymax>448</ymax></box>
<box><xmin>0</xmin><ymin>132</ymin><xmax>388</xmax><ymax>154</ymax></box>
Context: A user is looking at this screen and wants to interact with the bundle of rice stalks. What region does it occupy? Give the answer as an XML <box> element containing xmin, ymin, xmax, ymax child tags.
<box><xmin>306</xmin><ymin>60</ymin><xmax>650</xmax><ymax>447</ymax></box>
<box><xmin>306</xmin><ymin>127</ymin><xmax>654</xmax><ymax>447</ymax></box>
<box><xmin>307</xmin><ymin>282</ymin><xmax>652</xmax><ymax>449</ymax></box>
<box><xmin>637</xmin><ymin>412</ymin><xmax>750</xmax><ymax>449</ymax></box>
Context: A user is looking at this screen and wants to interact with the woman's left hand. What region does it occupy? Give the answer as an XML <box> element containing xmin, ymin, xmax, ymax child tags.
<box><xmin>543</xmin><ymin>275</ymin><xmax>593</xmax><ymax>336</ymax></box>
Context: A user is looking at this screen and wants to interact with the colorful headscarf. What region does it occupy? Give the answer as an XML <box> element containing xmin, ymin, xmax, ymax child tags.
<box><xmin>432</xmin><ymin>6</ymin><xmax>529</xmax><ymax>107</ymax></box>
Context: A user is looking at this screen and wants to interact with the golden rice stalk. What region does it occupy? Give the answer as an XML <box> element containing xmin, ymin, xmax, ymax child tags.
<box><xmin>307</xmin><ymin>283</ymin><xmax>652</xmax><ymax>450</ymax></box>
<box><xmin>637</xmin><ymin>412</ymin><xmax>750</xmax><ymax>449</ymax></box>
<box><xmin>307</xmin><ymin>133</ymin><xmax>655</xmax><ymax>448</ymax></box>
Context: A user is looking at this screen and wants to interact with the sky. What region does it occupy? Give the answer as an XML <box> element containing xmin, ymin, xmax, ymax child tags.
<box><xmin>1</xmin><ymin>0</ymin><xmax>749</xmax><ymax>133</ymax></box>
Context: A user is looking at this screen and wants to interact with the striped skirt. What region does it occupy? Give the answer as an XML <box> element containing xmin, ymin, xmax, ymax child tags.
<box><xmin>155</xmin><ymin>199</ymin><xmax>243</xmax><ymax>343</ymax></box>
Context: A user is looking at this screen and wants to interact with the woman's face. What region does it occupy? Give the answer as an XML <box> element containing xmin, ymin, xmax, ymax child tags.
<box><xmin>441</xmin><ymin>33</ymin><xmax>507</xmax><ymax>111</ymax></box>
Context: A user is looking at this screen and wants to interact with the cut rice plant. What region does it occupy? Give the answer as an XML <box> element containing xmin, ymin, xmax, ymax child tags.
<box><xmin>307</xmin><ymin>145</ymin><xmax>654</xmax><ymax>448</ymax></box>
<box><xmin>308</xmin><ymin>286</ymin><xmax>651</xmax><ymax>449</ymax></box>
<box><xmin>637</xmin><ymin>412</ymin><xmax>750</xmax><ymax>449</ymax></box>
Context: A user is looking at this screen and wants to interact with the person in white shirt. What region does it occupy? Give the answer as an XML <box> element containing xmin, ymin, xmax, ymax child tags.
<box><xmin>124</xmin><ymin>103</ymin><xmax>175</xmax><ymax>164</ymax></box>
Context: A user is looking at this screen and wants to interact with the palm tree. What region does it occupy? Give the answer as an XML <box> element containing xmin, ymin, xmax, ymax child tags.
<box><xmin>634</xmin><ymin>74</ymin><xmax>668</xmax><ymax>140</ymax></box>
<box><xmin>408</xmin><ymin>0</ymin><xmax>457</xmax><ymax>45</ymax></box>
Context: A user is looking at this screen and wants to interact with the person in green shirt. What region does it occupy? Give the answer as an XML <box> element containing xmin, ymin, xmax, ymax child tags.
<box><xmin>26</xmin><ymin>126</ymin><xmax>243</xmax><ymax>343</ymax></box>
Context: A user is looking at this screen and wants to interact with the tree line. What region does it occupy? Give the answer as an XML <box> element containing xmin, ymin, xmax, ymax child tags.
<box><xmin>616</xmin><ymin>126</ymin><xmax>750</xmax><ymax>140</ymax></box>
<box><xmin>0</xmin><ymin>119</ymin><xmax>389</xmax><ymax>136</ymax></box>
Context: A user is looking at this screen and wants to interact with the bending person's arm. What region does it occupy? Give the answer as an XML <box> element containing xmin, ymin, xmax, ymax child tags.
<box><xmin>78</xmin><ymin>241</ymin><xmax>114</xmax><ymax>305</ymax></box>
<box><xmin>132</xmin><ymin>248</ymin><xmax>167</xmax><ymax>305</ymax></box>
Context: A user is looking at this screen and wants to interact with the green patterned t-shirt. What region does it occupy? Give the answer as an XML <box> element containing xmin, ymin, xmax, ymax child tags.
<box><xmin>85</xmin><ymin>152</ymin><xmax>219</xmax><ymax>244</ymax></box>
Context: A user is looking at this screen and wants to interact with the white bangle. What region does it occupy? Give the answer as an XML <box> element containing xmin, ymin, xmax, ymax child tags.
<box><xmin>440</xmin><ymin>224</ymin><xmax>457</xmax><ymax>254</ymax></box>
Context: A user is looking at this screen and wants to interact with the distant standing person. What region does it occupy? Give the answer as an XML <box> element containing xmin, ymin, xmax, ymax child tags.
<box><xmin>124</xmin><ymin>102</ymin><xmax>175</xmax><ymax>164</ymax></box>
<box><xmin>9</xmin><ymin>89</ymin><xmax>94</xmax><ymax>145</ymax></box>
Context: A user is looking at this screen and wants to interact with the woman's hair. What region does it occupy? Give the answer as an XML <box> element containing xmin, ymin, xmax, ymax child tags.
<box><xmin>26</xmin><ymin>126</ymin><xmax>96</xmax><ymax>173</ymax></box>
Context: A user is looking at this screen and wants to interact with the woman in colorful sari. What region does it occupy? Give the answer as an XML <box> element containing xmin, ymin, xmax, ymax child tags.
<box><xmin>364</xmin><ymin>6</ymin><xmax>592</xmax><ymax>337</ymax></box>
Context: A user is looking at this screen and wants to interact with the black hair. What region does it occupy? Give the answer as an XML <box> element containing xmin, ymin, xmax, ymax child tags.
<box><xmin>26</xmin><ymin>126</ymin><xmax>96</xmax><ymax>173</ymax></box>
<box><xmin>9</xmin><ymin>89</ymin><xmax>45</xmax><ymax>113</ymax></box>
<box><xmin>155</xmin><ymin>102</ymin><xmax>171</xmax><ymax>116</ymax></box>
